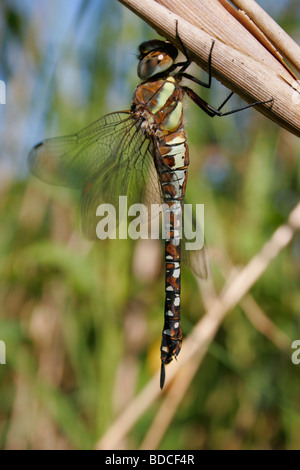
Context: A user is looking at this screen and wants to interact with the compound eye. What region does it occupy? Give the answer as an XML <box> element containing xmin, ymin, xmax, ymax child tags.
<box><xmin>137</xmin><ymin>51</ymin><xmax>174</xmax><ymax>79</ymax></box>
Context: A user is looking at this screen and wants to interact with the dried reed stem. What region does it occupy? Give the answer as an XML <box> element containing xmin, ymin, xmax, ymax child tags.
<box><xmin>230</xmin><ymin>0</ymin><xmax>300</xmax><ymax>73</ymax></box>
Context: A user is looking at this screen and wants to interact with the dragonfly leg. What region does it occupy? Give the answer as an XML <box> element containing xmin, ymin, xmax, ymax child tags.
<box><xmin>174</xmin><ymin>21</ymin><xmax>273</xmax><ymax>114</ymax></box>
<box><xmin>182</xmin><ymin>85</ymin><xmax>273</xmax><ymax>118</ymax></box>
<box><xmin>173</xmin><ymin>19</ymin><xmax>191</xmax><ymax>73</ymax></box>
<box><xmin>174</xmin><ymin>20</ymin><xmax>214</xmax><ymax>88</ymax></box>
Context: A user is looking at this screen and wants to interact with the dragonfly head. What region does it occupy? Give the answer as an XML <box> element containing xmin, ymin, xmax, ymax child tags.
<box><xmin>137</xmin><ymin>40</ymin><xmax>178</xmax><ymax>80</ymax></box>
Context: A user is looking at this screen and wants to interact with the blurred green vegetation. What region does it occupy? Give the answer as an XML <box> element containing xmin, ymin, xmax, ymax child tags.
<box><xmin>1</xmin><ymin>0</ymin><xmax>300</xmax><ymax>450</ymax></box>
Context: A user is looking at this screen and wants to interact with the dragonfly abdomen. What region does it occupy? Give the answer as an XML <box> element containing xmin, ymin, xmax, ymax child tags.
<box><xmin>160</xmin><ymin>167</ymin><xmax>188</xmax><ymax>388</ymax></box>
<box><xmin>159</xmin><ymin>133</ymin><xmax>189</xmax><ymax>388</ymax></box>
<box><xmin>132</xmin><ymin>73</ymin><xmax>190</xmax><ymax>388</ymax></box>
<box><xmin>158</xmin><ymin>98</ymin><xmax>190</xmax><ymax>385</ymax></box>
<box><xmin>160</xmin><ymin>208</ymin><xmax>182</xmax><ymax>389</ymax></box>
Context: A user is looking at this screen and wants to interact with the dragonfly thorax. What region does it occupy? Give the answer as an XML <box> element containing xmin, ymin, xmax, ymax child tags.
<box><xmin>137</xmin><ymin>39</ymin><xmax>178</xmax><ymax>80</ymax></box>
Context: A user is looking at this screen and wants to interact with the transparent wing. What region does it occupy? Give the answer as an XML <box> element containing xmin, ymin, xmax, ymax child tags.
<box><xmin>181</xmin><ymin>200</ymin><xmax>209</xmax><ymax>279</ymax></box>
<box><xmin>182</xmin><ymin>243</ymin><xmax>209</xmax><ymax>279</ymax></box>
<box><xmin>28</xmin><ymin>111</ymin><xmax>163</xmax><ymax>239</ymax></box>
<box><xmin>29</xmin><ymin>111</ymin><xmax>138</xmax><ymax>189</ymax></box>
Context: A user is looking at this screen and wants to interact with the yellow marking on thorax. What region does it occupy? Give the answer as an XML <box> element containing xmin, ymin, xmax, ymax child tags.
<box><xmin>161</xmin><ymin>102</ymin><xmax>183</xmax><ymax>132</ymax></box>
<box><xmin>150</xmin><ymin>79</ymin><xmax>176</xmax><ymax>114</ymax></box>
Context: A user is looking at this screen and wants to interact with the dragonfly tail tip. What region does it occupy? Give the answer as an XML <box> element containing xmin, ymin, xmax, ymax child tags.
<box><xmin>160</xmin><ymin>362</ymin><xmax>166</xmax><ymax>389</ymax></box>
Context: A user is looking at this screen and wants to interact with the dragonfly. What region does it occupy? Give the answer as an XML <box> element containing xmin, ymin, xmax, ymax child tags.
<box><xmin>28</xmin><ymin>22</ymin><xmax>272</xmax><ymax>389</ymax></box>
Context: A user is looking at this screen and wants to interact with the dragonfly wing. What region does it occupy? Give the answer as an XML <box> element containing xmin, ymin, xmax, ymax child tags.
<box><xmin>181</xmin><ymin>201</ymin><xmax>209</xmax><ymax>279</ymax></box>
<box><xmin>81</xmin><ymin>124</ymin><xmax>165</xmax><ymax>239</ymax></box>
<box><xmin>28</xmin><ymin>111</ymin><xmax>134</xmax><ymax>189</ymax></box>
<box><xmin>182</xmin><ymin>243</ymin><xmax>209</xmax><ymax>279</ymax></box>
<box><xmin>28</xmin><ymin>111</ymin><xmax>163</xmax><ymax>240</ymax></box>
<box><xmin>79</xmin><ymin>113</ymin><xmax>162</xmax><ymax>214</ymax></box>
